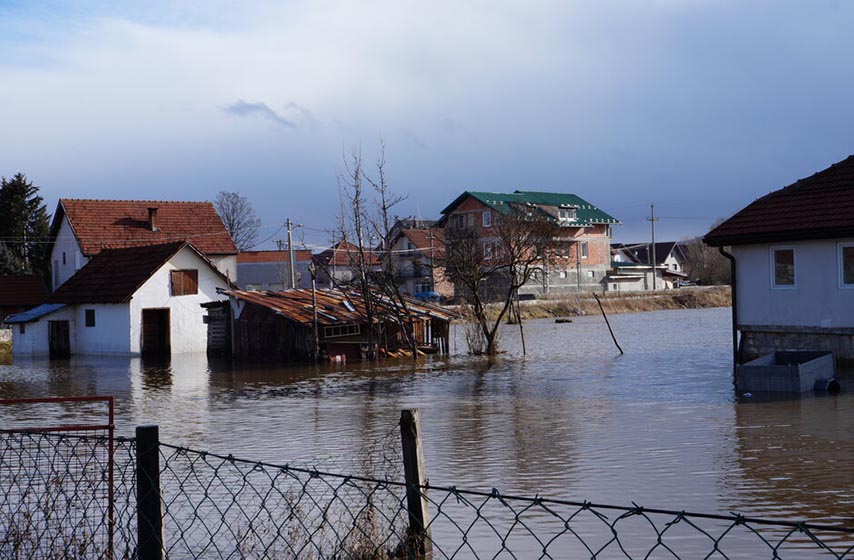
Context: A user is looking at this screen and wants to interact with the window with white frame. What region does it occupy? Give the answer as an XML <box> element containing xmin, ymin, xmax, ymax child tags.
<box><xmin>482</xmin><ymin>241</ymin><xmax>493</xmax><ymax>260</ymax></box>
<box><xmin>771</xmin><ymin>247</ymin><xmax>796</xmax><ymax>288</ymax></box>
<box><xmin>580</xmin><ymin>241</ymin><xmax>589</xmax><ymax>259</ymax></box>
<box><xmin>558</xmin><ymin>207</ymin><xmax>577</xmax><ymax>222</ymax></box>
<box><xmin>839</xmin><ymin>243</ymin><xmax>854</xmax><ymax>287</ymax></box>
<box><xmin>482</xmin><ymin>211</ymin><xmax>491</xmax><ymax>227</ymax></box>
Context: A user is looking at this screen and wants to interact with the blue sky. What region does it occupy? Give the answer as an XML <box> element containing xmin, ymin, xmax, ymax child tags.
<box><xmin>2</xmin><ymin>0</ymin><xmax>854</xmax><ymax>250</ymax></box>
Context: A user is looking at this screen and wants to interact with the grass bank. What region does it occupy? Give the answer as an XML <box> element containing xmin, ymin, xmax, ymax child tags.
<box><xmin>0</xmin><ymin>340</ymin><xmax>11</xmax><ymax>365</ymax></box>
<box><xmin>515</xmin><ymin>286</ymin><xmax>731</xmax><ymax>321</ymax></box>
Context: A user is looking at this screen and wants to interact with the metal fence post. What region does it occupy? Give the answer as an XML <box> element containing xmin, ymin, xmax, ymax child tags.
<box><xmin>400</xmin><ymin>409</ymin><xmax>433</xmax><ymax>558</ymax></box>
<box><xmin>136</xmin><ymin>425</ymin><xmax>163</xmax><ymax>560</ymax></box>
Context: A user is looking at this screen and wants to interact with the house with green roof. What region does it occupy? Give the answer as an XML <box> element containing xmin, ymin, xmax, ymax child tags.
<box><xmin>440</xmin><ymin>190</ymin><xmax>620</xmax><ymax>296</ymax></box>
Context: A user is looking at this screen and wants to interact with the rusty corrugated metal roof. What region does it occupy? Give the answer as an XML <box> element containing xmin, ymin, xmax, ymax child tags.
<box><xmin>223</xmin><ymin>288</ymin><xmax>455</xmax><ymax>326</ymax></box>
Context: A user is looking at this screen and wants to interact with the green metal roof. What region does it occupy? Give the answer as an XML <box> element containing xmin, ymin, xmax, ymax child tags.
<box><xmin>441</xmin><ymin>190</ymin><xmax>620</xmax><ymax>226</ymax></box>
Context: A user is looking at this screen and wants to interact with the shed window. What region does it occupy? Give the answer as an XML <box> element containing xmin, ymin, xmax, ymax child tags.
<box><xmin>839</xmin><ymin>244</ymin><xmax>854</xmax><ymax>287</ymax></box>
<box><xmin>324</xmin><ymin>324</ymin><xmax>360</xmax><ymax>338</ymax></box>
<box><xmin>771</xmin><ymin>247</ymin><xmax>795</xmax><ymax>288</ymax></box>
<box><xmin>19</xmin><ymin>324</ymin><xmax>25</xmax><ymax>334</ymax></box>
<box><xmin>171</xmin><ymin>269</ymin><xmax>199</xmax><ymax>296</ymax></box>
<box><xmin>85</xmin><ymin>309</ymin><xmax>95</xmax><ymax>327</ymax></box>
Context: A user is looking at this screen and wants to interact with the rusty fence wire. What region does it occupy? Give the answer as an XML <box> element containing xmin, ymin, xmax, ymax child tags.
<box><xmin>2</xmin><ymin>427</ymin><xmax>854</xmax><ymax>559</ymax></box>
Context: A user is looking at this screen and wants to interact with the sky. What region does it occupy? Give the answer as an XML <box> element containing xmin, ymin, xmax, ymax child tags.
<box><xmin>2</xmin><ymin>0</ymin><xmax>854</xmax><ymax>251</ymax></box>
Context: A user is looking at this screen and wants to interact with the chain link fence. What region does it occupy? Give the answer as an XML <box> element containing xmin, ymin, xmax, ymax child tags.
<box><xmin>3</xmin><ymin>411</ymin><xmax>854</xmax><ymax>559</ymax></box>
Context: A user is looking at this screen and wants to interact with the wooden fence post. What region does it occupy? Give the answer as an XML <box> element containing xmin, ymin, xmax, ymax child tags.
<box><xmin>400</xmin><ymin>409</ymin><xmax>433</xmax><ymax>558</ymax></box>
<box><xmin>136</xmin><ymin>425</ymin><xmax>163</xmax><ymax>560</ymax></box>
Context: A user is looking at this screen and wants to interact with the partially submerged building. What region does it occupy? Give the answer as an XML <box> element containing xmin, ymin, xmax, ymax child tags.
<box><xmin>704</xmin><ymin>155</ymin><xmax>854</xmax><ymax>365</ymax></box>
<box><xmin>209</xmin><ymin>288</ymin><xmax>454</xmax><ymax>362</ymax></box>
<box><xmin>6</xmin><ymin>242</ymin><xmax>231</xmax><ymax>357</ymax></box>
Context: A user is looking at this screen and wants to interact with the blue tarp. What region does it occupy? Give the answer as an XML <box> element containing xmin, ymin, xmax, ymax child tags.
<box><xmin>4</xmin><ymin>303</ymin><xmax>66</xmax><ymax>324</ymax></box>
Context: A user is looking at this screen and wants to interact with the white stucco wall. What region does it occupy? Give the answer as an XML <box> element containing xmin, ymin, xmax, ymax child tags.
<box><xmin>11</xmin><ymin>306</ymin><xmax>76</xmax><ymax>356</ymax></box>
<box><xmin>734</xmin><ymin>239</ymin><xmax>854</xmax><ymax>328</ymax></box>
<box><xmin>74</xmin><ymin>305</ymin><xmax>132</xmax><ymax>354</ymax></box>
<box><xmin>129</xmin><ymin>247</ymin><xmax>230</xmax><ymax>353</ymax></box>
<box><xmin>210</xmin><ymin>254</ymin><xmax>238</xmax><ymax>283</ymax></box>
<box><xmin>50</xmin><ymin>216</ymin><xmax>88</xmax><ymax>290</ymax></box>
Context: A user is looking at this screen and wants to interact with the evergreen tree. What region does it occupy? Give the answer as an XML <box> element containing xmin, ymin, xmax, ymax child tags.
<box><xmin>0</xmin><ymin>174</ymin><xmax>51</xmax><ymax>277</ymax></box>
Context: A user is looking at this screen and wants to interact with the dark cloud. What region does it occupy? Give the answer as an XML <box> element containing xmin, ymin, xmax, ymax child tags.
<box><xmin>222</xmin><ymin>99</ymin><xmax>296</xmax><ymax>129</ymax></box>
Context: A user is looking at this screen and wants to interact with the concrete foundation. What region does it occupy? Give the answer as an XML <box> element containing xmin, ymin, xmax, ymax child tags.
<box><xmin>737</xmin><ymin>351</ymin><xmax>835</xmax><ymax>393</ymax></box>
<box><xmin>740</xmin><ymin>325</ymin><xmax>854</xmax><ymax>366</ymax></box>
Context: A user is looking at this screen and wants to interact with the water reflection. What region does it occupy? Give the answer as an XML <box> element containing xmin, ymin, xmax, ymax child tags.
<box><xmin>1</xmin><ymin>307</ymin><xmax>852</xmax><ymax>532</ymax></box>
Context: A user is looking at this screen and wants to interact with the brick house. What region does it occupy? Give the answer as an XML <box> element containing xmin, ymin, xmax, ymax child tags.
<box><xmin>440</xmin><ymin>190</ymin><xmax>620</xmax><ymax>296</ymax></box>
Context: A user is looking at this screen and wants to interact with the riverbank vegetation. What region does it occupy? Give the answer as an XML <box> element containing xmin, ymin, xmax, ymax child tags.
<box><xmin>0</xmin><ymin>340</ymin><xmax>11</xmax><ymax>365</ymax></box>
<box><xmin>512</xmin><ymin>286</ymin><xmax>731</xmax><ymax>321</ymax></box>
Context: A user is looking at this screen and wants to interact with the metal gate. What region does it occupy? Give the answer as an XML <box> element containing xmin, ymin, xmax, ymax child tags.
<box><xmin>0</xmin><ymin>396</ymin><xmax>115</xmax><ymax>558</ymax></box>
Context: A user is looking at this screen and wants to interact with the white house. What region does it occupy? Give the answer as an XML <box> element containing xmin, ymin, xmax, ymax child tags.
<box><xmin>608</xmin><ymin>242</ymin><xmax>688</xmax><ymax>292</ymax></box>
<box><xmin>388</xmin><ymin>227</ymin><xmax>453</xmax><ymax>300</ymax></box>
<box><xmin>48</xmin><ymin>199</ymin><xmax>238</xmax><ymax>291</ymax></box>
<box><xmin>704</xmin><ymin>155</ymin><xmax>854</xmax><ymax>365</ymax></box>
<box><xmin>6</xmin><ymin>241</ymin><xmax>231</xmax><ymax>357</ymax></box>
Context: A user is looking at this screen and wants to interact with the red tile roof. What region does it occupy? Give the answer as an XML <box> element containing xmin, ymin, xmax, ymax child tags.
<box><xmin>705</xmin><ymin>156</ymin><xmax>854</xmax><ymax>246</ymax></box>
<box><xmin>55</xmin><ymin>199</ymin><xmax>238</xmax><ymax>256</ymax></box>
<box><xmin>313</xmin><ymin>240</ymin><xmax>380</xmax><ymax>267</ymax></box>
<box><xmin>238</xmin><ymin>250</ymin><xmax>313</xmax><ymax>263</ymax></box>
<box><xmin>46</xmin><ymin>242</ymin><xmax>223</xmax><ymax>304</ymax></box>
<box><xmin>400</xmin><ymin>229</ymin><xmax>445</xmax><ymax>253</ymax></box>
<box><xmin>0</xmin><ymin>275</ymin><xmax>48</xmax><ymax>307</ymax></box>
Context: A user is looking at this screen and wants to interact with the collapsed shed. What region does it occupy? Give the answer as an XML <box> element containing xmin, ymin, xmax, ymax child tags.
<box><xmin>206</xmin><ymin>288</ymin><xmax>454</xmax><ymax>362</ymax></box>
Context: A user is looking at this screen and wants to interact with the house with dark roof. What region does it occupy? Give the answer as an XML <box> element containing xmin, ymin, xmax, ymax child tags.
<box><xmin>0</xmin><ymin>275</ymin><xmax>48</xmax><ymax>322</ymax></box>
<box><xmin>6</xmin><ymin>241</ymin><xmax>231</xmax><ymax>357</ymax></box>
<box><xmin>48</xmin><ymin>199</ymin><xmax>238</xmax><ymax>292</ymax></box>
<box><xmin>609</xmin><ymin>241</ymin><xmax>688</xmax><ymax>292</ymax></box>
<box><xmin>440</xmin><ymin>190</ymin><xmax>620</xmax><ymax>296</ymax></box>
<box><xmin>388</xmin><ymin>226</ymin><xmax>452</xmax><ymax>300</ymax></box>
<box><xmin>704</xmin><ymin>155</ymin><xmax>854</xmax><ymax>365</ymax></box>
<box><xmin>237</xmin><ymin>249</ymin><xmax>314</xmax><ymax>291</ymax></box>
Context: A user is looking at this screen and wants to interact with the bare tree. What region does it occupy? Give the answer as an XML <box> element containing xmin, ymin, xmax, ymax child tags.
<box><xmin>685</xmin><ymin>218</ymin><xmax>732</xmax><ymax>285</ymax></box>
<box><xmin>320</xmin><ymin>142</ymin><xmax>421</xmax><ymax>360</ymax></box>
<box><xmin>444</xmin><ymin>206</ymin><xmax>561</xmax><ymax>357</ymax></box>
<box><xmin>213</xmin><ymin>191</ymin><xmax>261</xmax><ymax>250</ymax></box>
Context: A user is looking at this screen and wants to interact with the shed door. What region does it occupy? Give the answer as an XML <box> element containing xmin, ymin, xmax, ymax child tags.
<box><xmin>48</xmin><ymin>320</ymin><xmax>70</xmax><ymax>359</ymax></box>
<box><xmin>142</xmin><ymin>308</ymin><xmax>171</xmax><ymax>355</ymax></box>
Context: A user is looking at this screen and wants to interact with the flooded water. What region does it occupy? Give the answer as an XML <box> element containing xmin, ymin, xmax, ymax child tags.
<box><xmin>2</xmin><ymin>306</ymin><xmax>853</xmax><ymax>555</ymax></box>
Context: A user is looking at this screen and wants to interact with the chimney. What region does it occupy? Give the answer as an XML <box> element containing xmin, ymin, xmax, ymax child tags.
<box><xmin>148</xmin><ymin>207</ymin><xmax>159</xmax><ymax>232</ymax></box>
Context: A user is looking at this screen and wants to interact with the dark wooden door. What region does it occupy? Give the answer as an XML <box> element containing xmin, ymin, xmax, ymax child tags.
<box><xmin>142</xmin><ymin>309</ymin><xmax>170</xmax><ymax>355</ymax></box>
<box><xmin>48</xmin><ymin>320</ymin><xmax>70</xmax><ymax>359</ymax></box>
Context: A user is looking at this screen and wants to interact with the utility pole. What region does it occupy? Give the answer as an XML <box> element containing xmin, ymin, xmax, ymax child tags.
<box><xmin>286</xmin><ymin>218</ymin><xmax>298</xmax><ymax>289</ymax></box>
<box><xmin>646</xmin><ymin>204</ymin><xmax>658</xmax><ymax>291</ymax></box>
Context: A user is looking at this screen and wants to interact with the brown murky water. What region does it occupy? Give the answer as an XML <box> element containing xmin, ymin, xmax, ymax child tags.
<box><xmin>2</xmin><ymin>306</ymin><xmax>853</xmax><ymax>556</ymax></box>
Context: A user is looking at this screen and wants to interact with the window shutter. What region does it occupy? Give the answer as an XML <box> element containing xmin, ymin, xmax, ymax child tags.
<box><xmin>171</xmin><ymin>269</ymin><xmax>199</xmax><ymax>296</ymax></box>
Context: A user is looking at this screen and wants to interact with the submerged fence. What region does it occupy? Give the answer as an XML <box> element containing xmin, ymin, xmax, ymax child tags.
<box><xmin>2</xmin><ymin>409</ymin><xmax>854</xmax><ymax>559</ymax></box>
